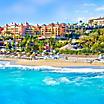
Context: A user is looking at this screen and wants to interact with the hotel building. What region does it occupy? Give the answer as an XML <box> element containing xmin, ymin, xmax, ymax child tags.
<box><xmin>89</xmin><ymin>17</ymin><xmax>104</xmax><ymax>26</ymax></box>
<box><xmin>40</xmin><ymin>23</ymin><xmax>67</xmax><ymax>38</ymax></box>
<box><xmin>0</xmin><ymin>22</ymin><xmax>67</xmax><ymax>38</ymax></box>
<box><xmin>1</xmin><ymin>22</ymin><xmax>36</xmax><ymax>36</ymax></box>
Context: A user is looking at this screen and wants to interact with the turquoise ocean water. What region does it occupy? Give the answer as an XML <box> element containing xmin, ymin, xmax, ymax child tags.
<box><xmin>0</xmin><ymin>66</ymin><xmax>104</xmax><ymax>104</ymax></box>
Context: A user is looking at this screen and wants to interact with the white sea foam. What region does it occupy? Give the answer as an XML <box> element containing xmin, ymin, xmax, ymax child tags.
<box><xmin>83</xmin><ymin>75</ymin><xmax>104</xmax><ymax>79</ymax></box>
<box><xmin>93</xmin><ymin>75</ymin><xmax>104</xmax><ymax>78</ymax></box>
<box><xmin>58</xmin><ymin>77</ymin><xmax>70</xmax><ymax>83</ymax></box>
<box><xmin>43</xmin><ymin>77</ymin><xmax>71</xmax><ymax>86</ymax></box>
<box><xmin>0</xmin><ymin>61</ymin><xmax>104</xmax><ymax>73</ymax></box>
<box><xmin>50</xmin><ymin>68</ymin><xmax>104</xmax><ymax>73</ymax></box>
<box><xmin>43</xmin><ymin>77</ymin><xmax>59</xmax><ymax>86</ymax></box>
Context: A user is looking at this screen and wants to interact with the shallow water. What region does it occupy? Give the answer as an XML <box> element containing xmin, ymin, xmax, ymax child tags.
<box><xmin>0</xmin><ymin>66</ymin><xmax>104</xmax><ymax>104</ymax></box>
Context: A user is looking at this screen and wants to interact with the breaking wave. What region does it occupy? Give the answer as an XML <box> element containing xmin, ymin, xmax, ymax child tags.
<box><xmin>48</xmin><ymin>68</ymin><xmax>104</xmax><ymax>73</ymax></box>
<box><xmin>43</xmin><ymin>77</ymin><xmax>71</xmax><ymax>86</ymax></box>
<box><xmin>0</xmin><ymin>61</ymin><xmax>104</xmax><ymax>73</ymax></box>
<box><xmin>43</xmin><ymin>77</ymin><xmax>60</xmax><ymax>86</ymax></box>
<box><xmin>43</xmin><ymin>74</ymin><xmax>104</xmax><ymax>86</ymax></box>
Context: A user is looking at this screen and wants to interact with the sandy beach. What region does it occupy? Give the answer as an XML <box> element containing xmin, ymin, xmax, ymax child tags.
<box><xmin>0</xmin><ymin>57</ymin><xmax>104</xmax><ymax>67</ymax></box>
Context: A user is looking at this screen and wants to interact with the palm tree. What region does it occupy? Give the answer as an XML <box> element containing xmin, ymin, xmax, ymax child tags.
<box><xmin>38</xmin><ymin>40</ymin><xmax>44</xmax><ymax>53</ymax></box>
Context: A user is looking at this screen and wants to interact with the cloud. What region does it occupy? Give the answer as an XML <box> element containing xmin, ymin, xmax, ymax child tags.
<box><xmin>75</xmin><ymin>10</ymin><xmax>89</xmax><ymax>13</ymax></box>
<box><xmin>77</xmin><ymin>17</ymin><xmax>86</xmax><ymax>22</ymax></box>
<box><xmin>96</xmin><ymin>6</ymin><xmax>104</xmax><ymax>11</ymax></box>
<box><xmin>83</xmin><ymin>3</ymin><xmax>96</xmax><ymax>7</ymax></box>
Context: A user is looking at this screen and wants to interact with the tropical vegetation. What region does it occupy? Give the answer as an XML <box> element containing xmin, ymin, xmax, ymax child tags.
<box><xmin>0</xmin><ymin>25</ymin><xmax>104</xmax><ymax>57</ymax></box>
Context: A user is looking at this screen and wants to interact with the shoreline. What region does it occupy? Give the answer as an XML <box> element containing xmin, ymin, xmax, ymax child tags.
<box><xmin>0</xmin><ymin>57</ymin><xmax>104</xmax><ymax>67</ymax></box>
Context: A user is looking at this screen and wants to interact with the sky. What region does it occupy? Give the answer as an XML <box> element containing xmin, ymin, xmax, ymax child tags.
<box><xmin>0</xmin><ymin>0</ymin><xmax>104</xmax><ymax>25</ymax></box>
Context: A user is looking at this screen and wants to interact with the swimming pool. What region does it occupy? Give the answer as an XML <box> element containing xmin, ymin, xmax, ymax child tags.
<box><xmin>0</xmin><ymin>66</ymin><xmax>104</xmax><ymax>104</ymax></box>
